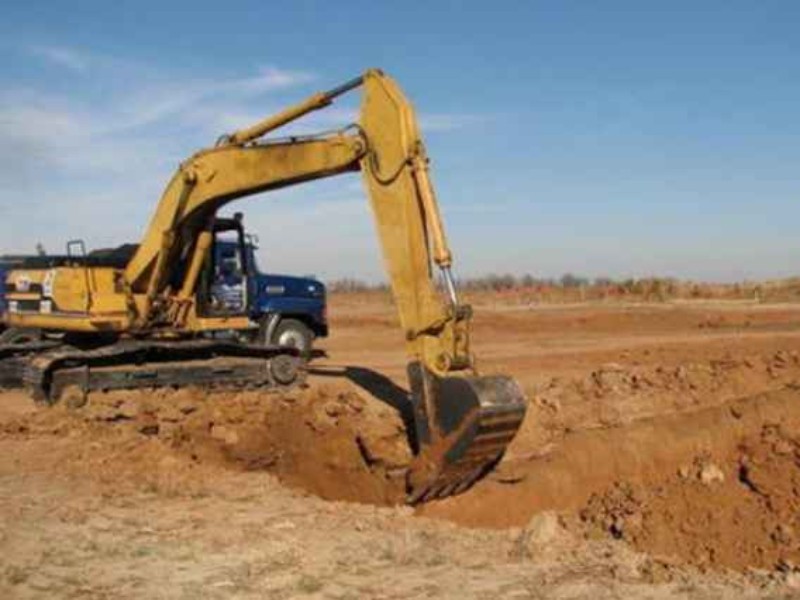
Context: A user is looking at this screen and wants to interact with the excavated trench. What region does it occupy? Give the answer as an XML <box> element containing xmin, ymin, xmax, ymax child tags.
<box><xmin>421</xmin><ymin>387</ymin><xmax>800</xmax><ymax>571</ymax></box>
<box><xmin>5</xmin><ymin>352</ymin><xmax>800</xmax><ymax>572</ymax></box>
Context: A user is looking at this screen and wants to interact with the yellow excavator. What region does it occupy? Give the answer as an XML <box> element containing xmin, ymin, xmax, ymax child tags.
<box><xmin>0</xmin><ymin>69</ymin><xmax>526</xmax><ymax>503</ymax></box>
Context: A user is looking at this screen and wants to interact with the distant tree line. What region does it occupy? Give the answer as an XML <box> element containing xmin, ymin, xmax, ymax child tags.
<box><xmin>327</xmin><ymin>273</ymin><xmax>671</xmax><ymax>293</ymax></box>
<box><xmin>326</xmin><ymin>274</ymin><xmax>800</xmax><ymax>303</ymax></box>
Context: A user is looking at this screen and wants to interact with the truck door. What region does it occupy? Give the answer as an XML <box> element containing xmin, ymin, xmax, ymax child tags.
<box><xmin>199</xmin><ymin>231</ymin><xmax>248</xmax><ymax>317</ymax></box>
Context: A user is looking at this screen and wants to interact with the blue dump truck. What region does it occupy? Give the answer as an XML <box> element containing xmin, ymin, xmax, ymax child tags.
<box><xmin>212</xmin><ymin>232</ymin><xmax>327</xmax><ymax>353</ymax></box>
<box><xmin>0</xmin><ymin>215</ymin><xmax>327</xmax><ymax>353</ymax></box>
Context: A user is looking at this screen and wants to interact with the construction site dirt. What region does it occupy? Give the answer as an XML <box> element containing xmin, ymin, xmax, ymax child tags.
<box><xmin>4</xmin><ymin>295</ymin><xmax>800</xmax><ymax>598</ymax></box>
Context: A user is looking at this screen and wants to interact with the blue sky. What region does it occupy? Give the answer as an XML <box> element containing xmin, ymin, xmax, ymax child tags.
<box><xmin>1</xmin><ymin>1</ymin><xmax>799</xmax><ymax>282</ymax></box>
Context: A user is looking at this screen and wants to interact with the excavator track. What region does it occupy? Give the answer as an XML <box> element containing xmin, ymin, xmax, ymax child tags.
<box><xmin>0</xmin><ymin>340</ymin><xmax>61</xmax><ymax>389</ymax></box>
<box><xmin>14</xmin><ymin>340</ymin><xmax>304</xmax><ymax>404</ymax></box>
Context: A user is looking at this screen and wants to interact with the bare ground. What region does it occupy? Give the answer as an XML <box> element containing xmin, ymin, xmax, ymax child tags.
<box><xmin>4</xmin><ymin>299</ymin><xmax>800</xmax><ymax>598</ymax></box>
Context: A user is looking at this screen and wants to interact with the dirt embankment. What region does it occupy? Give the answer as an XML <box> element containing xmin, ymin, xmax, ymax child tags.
<box><xmin>1</xmin><ymin>383</ymin><xmax>411</xmax><ymax>505</ymax></box>
<box><xmin>580</xmin><ymin>412</ymin><xmax>800</xmax><ymax>573</ymax></box>
<box><xmin>420</xmin><ymin>348</ymin><xmax>800</xmax><ymax>573</ymax></box>
<box><xmin>513</xmin><ymin>349</ymin><xmax>800</xmax><ymax>452</ymax></box>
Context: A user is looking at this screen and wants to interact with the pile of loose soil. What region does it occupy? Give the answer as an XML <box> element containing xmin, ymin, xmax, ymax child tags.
<box><xmin>2</xmin><ymin>383</ymin><xmax>412</xmax><ymax>504</ymax></box>
<box><xmin>580</xmin><ymin>418</ymin><xmax>800</xmax><ymax>572</ymax></box>
<box><xmin>513</xmin><ymin>350</ymin><xmax>800</xmax><ymax>453</ymax></box>
<box><xmin>421</xmin><ymin>386</ymin><xmax>800</xmax><ymax>573</ymax></box>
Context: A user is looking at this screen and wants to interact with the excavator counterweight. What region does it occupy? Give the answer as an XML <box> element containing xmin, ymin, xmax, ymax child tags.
<box><xmin>0</xmin><ymin>69</ymin><xmax>527</xmax><ymax>503</ymax></box>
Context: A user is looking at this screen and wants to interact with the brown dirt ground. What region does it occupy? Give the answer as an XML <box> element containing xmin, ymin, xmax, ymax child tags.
<box><xmin>5</xmin><ymin>298</ymin><xmax>800</xmax><ymax>597</ymax></box>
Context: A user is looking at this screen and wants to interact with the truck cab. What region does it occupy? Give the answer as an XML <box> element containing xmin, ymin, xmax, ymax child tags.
<box><xmin>205</xmin><ymin>216</ymin><xmax>327</xmax><ymax>353</ymax></box>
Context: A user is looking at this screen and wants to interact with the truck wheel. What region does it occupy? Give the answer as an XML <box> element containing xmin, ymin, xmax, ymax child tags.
<box><xmin>0</xmin><ymin>328</ymin><xmax>41</xmax><ymax>345</ymax></box>
<box><xmin>272</xmin><ymin>319</ymin><xmax>314</xmax><ymax>356</ymax></box>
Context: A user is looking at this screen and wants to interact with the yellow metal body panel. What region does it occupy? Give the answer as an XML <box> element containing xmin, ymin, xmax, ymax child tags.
<box><xmin>359</xmin><ymin>72</ymin><xmax>461</xmax><ymax>373</ymax></box>
<box><xmin>4</xmin><ymin>265</ymin><xmax>131</xmax><ymax>331</ymax></box>
<box><xmin>124</xmin><ymin>135</ymin><xmax>364</xmax><ymax>293</ymax></box>
<box><xmin>192</xmin><ymin>316</ymin><xmax>253</xmax><ymax>332</ymax></box>
<box><xmin>5</xmin><ymin>312</ymin><xmax>128</xmax><ymax>332</ymax></box>
<box><xmin>50</xmin><ymin>268</ymin><xmax>90</xmax><ymax>312</ymax></box>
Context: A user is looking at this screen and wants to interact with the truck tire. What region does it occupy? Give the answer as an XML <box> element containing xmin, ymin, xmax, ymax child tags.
<box><xmin>271</xmin><ymin>318</ymin><xmax>314</xmax><ymax>356</ymax></box>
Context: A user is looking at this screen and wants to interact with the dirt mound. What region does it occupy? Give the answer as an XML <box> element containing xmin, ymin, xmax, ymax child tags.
<box><xmin>511</xmin><ymin>351</ymin><xmax>800</xmax><ymax>457</ymax></box>
<box><xmin>581</xmin><ymin>420</ymin><xmax>800</xmax><ymax>572</ymax></box>
<box><xmin>421</xmin><ymin>386</ymin><xmax>800</xmax><ymax>572</ymax></box>
<box><xmin>3</xmin><ymin>383</ymin><xmax>412</xmax><ymax>504</ymax></box>
<box><xmin>547</xmin><ymin>351</ymin><xmax>798</xmax><ymax>422</ymax></box>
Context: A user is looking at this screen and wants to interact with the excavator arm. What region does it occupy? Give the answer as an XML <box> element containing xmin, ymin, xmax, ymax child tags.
<box><xmin>124</xmin><ymin>69</ymin><xmax>527</xmax><ymax>501</ymax></box>
<box><xmin>359</xmin><ymin>71</ymin><xmax>527</xmax><ymax>501</ymax></box>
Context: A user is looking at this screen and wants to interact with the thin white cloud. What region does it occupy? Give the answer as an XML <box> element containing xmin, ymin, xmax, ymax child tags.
<box><xmin>26</xmin><ymin>45</ymin><xmax>91</xmax><ymax>72</ymax></box>
<box><xmin>0</xmin><ymin>98</ymin><xmax>87</xmax><ymax>180</ymax></box>
<box><xmin>235</xmin><ymin>66</ymin><xmax>315</xmax><ymax>94</ymax></box>
<box><xmin>0</xmin><ymin>56</ymin><xmax>318</xmax><ymax>181</ymax></box>
<box><xmin>0</xmin><ymin>92</ymin><xmax>173</xmax><ymax>180</ymax></box>
<box><xmin>0</xmin><ymin>53</ymin><xmax>327</xmax><ymax>257</ymax></box>
<box><xmin>0</xmin><ymin>172</ymin><xmax>172</xmax><ymax>259</ymax></box>
<box><xmin>98</xmin><ymin>66</ymin><xmax>316</xmax><ymax>135</ymax></box>
<box><xmin>0</xmin><ymin>101</ymin><xmax>83</xmax><ymax>139</ymax></box>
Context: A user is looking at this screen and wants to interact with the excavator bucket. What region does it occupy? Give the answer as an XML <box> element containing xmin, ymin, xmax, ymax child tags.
<box><xmin>405</xmin><ymin>363</ymin><xmax>527</xmax><ymax>503</ymax></box>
